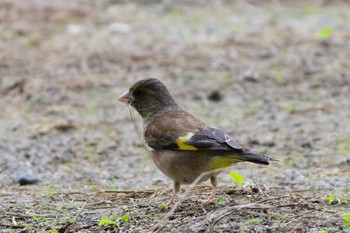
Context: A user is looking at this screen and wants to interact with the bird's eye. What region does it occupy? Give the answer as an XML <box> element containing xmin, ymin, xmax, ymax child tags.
<box><xmin>133</xmin><ymin>90</ymin><xmax>143</xmax><ymax>98</ymax></box>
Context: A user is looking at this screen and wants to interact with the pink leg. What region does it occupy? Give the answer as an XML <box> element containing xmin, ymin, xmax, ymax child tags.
<box><xmin>167</xmin><ymin>181</ymin><xmax>180</xmax><ymax>206</ymax></box>
<box><xmin>199</xmin><ymin>176</ymin><xmax>217</xmax><ymax>204</ymax></box>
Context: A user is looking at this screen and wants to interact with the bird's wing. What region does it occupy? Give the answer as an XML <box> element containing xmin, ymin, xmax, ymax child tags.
<box><xmin>183</xmin><ymin>126</ymin><xmax>243</xmax><ymax>151</ymax></box>
<box><xmin>144</xmin><ymin>110</ymin><xmax>244</xmax><ymax>152</ymax></box>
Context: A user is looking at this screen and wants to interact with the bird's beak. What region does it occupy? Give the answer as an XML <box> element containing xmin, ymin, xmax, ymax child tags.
<box><xmin>117</xmin><ymin>91</ymin><xmax>130</xmax><ymax>103</ymax></box>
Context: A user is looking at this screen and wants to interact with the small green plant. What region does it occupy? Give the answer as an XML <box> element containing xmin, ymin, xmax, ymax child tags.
<box><xmin>214</xmin><ymin>198</ymin><xmax>224</xmax><ymax>207</ymax></box>
<box><xmin>98</xmin><ymin>213</ymin><xmax>130</xmax><ymax>229</ymax></box>
<box><xmin>327</xmin><ymin>195</ymin><xmax>336</xmax><ymax>205</ymax></box>
<box><xmin>318</xmin><ymin>27</ymin><xmax>333</xmax><ymax>40</ymax></box>
<box><xmin>327</xmin><ymin>195</ymin><xmax>348</xmax><ymax>205</ymax></box>
<box><xmin>48</xmin><ymin>230</ymin><xmax>59</xmax><ymax>233</ymax></box>
<box><xmin>229</xmin><ymin>172</ymin><xmax>244</xmax><ymax>186</ymax></box>
<box><xmin>336</xmin><ymin>140</ymin><xmax>350</xmax><ymax>155</ymax></box>
<box><xmin>280</xmin><ymin>103</ymin><xmax>298</xmax><ymax>114</ymax></box>
<box><xmin>274</xmin><ymin>72</ymin><xmax>284</xmax><ymax>84</ymax></box>
<box><xmin>41</xmin><ymin>188</ymin><xmax>58</xmax><ymax>198</ymax></box>
<box><xmin>340</xmin><ymin>198</ymin><xmax>349</xmax><ymax>205</ymax></box>
<box><xmin>343</xmin><ymin>213</ymin><xmax>350</xmax><ymax>227</ymax></box>
<box><xmin>240</xmin><ymin>218</ymin><xmax>263</xmax><ymax>232</ymax></box>
<box><xmin>98</xmin><ymin>218</ymin><xmax>117</xmax><ymax>227</ymax></box>
<box><xmin>120</xmin><ymin>213</ymin><xmax>130</xmax><ymax>222</ymax></box>
<box><xmin>85</xmin><ymin>185</ymin><xmax>97</xmax><ymax>191</ymax></box>
<box><xmin>159</xmin><ymin>203</ymin><xmax>169</xmax><ymax>210</ymax></box>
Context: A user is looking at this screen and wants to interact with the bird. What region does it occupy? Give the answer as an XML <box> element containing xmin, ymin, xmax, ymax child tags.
<box><xmin>117</xmin><ymin>78</ymin><xmax>273</xmax><ymax>205</ymax></box>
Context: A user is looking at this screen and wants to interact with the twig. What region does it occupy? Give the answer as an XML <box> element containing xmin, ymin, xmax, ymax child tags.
<box><xmin>67</xmin><ymin>223</ymin><xmax>98</xmax><ymax>232</ymax></box>
<box><xmin>104</xmin><ymin>190</ymin><xmax>155</xmax><ymax>194</ymax></box>
<box><xmin>1</xmin><ymin>212</ymin><xmax>62</xmax><ymax>218</ymax></box>
<box><xmin>58</xmin><ymin>202</ymin><xmax>87</xmax><ymax>233</ymax></box>
<box><xmin>0</xmin><ymin>165</ymin><xmax>8</xmax><ymax>174</ymax></box>
<box><xmin>73</xmin><ymin>202</ymin><xmax>87</xmax><ymax>223</ymax></box>
<box><xmin>209</xmin><ymin>195</ymin><xmax>291</xmax><ymax>226</ymax></box>
<box><xmin>0</xmin><ymin>223</ymin><xmax>26</xmax><ymax>228</ymax></box>
<box><xmin>12</xmin><ymin>216</ymin><xmax>17</xmax><ymax>226</ymax></box>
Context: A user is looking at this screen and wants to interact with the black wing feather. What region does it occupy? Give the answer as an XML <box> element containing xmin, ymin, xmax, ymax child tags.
<box><xmin>187</xmin><ymin>126</ymin><xmax>243</xmax><ymax>151</ymax></box>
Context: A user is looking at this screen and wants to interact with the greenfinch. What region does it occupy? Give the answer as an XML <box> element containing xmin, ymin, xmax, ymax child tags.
<box><xmin>118</xmin><ymin>78</ymin><xmax>272</xmax><ymax>205</ymax></box>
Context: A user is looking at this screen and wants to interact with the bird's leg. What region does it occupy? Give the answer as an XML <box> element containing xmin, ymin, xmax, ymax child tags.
<box><xmin>208</xmin><ymin>176</ymin><xmax>217</xmax><ymax>202</ymax></box>
<box><xmin>167</xmin><ymin>181</ymin><xmax>180</xmax><ymax>206</ymax></box>
<box><xmin>199</xmin><ymin>176</ymin><xmax>217</xmax><ymax>204</ymax></box>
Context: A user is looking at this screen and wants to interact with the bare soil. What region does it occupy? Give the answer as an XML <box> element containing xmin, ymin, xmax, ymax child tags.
<box><xmin>0</xmin><ymin>0</ymin><xmax>349</xmax><ymax>232</ymax></box>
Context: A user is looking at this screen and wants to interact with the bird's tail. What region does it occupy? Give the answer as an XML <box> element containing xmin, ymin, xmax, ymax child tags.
<box><xmin>235</xmin><ymin>151</ymin><xmax>274</xmax><ymax>165</ymax></box>
<box><xmin>209</xmin><ymin>150</ymin><xmax>276</xmax><ymax>169</ymax></box>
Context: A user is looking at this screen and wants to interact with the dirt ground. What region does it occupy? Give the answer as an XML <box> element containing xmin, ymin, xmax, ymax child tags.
<box><xmin>0</xmin><ymin>0</ymin><xmax>349</xmax><ymax>232</ymax></box>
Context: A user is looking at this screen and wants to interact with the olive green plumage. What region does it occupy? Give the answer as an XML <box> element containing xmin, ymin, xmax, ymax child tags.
<box><xmin>118</xmin><ymin>78</ymin><xmax>272</xmax><ymax>205</ymax></box>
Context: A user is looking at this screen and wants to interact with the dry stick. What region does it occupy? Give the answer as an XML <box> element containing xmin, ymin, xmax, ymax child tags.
<box><xmin>0</xmin><ymin>165</ymin><xmax>8</xmax><ymax>174</ymax></box>
<box><xmin>0</xmin><ymin>223</ymin><xmax>27</xmax><ymax>229</ymax></box>
<box><xmin>104</xmin><ymin>190</ymin><xmax>155</xmax><ymax>194</ymax></box>
<box><xmin>1</xmin><ymin>212</ymin><xmax>61</xmax><ymax>218</ymax></box>
<box><xmin>12</xmin><ymin>216</ymin><xmax>17</xmax><ymax>226</ymax></box>
<box><xmin>208</xmin><ymin>195</ymin><xmax>291</xmax><ymax>227</ymax></box>
<box><xmin>60</xmin><ymin>202</ymin><xmax>88</xmax><ymax>233</ymax></box>
<box><xmin>151</xmin><ymin>168</ymin><xmax>227</xmax><ymax>233</ymax></box>
<box><xmin>73</xmin><ymin>202</ymin><xmax>87</xmax><ymax>223</ymax></box>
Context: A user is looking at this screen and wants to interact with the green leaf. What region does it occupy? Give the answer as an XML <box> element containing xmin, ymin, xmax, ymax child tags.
<box><xmin>327</xmin><ymin>195</ymin><xmax>334</xmax><ymax>202</ymax></box>
<box><xmin>98</xmin><ymin>219</ymin><xmax>117</xmax><ymax>226</ymax></box>
<box><xmin>342</xmin><ymin>213</ymin><xmax>350</xmax><ymax>227</ymax></box>
<box><xmin>344</xmin><ymin>220</ymin><xmax>350</xmax><ymax>227</ymax></box>
<box><xmin>340</xmin><ymin>198</ymin><xmax>349</xmax><ymax>204</ymax></box>
<box><xmin>120</xmin><ymin>214</ymin><xmax>130</xmax><ymax>222</ymax></box>
<box><xmin>159</xmin><ymin>203</ymin><xmax>169</xmax><ymax>209</ymax></box>
<box><xmin>229</xmin><ymin>172</ymin><xmax>244</xmax><ymax>186</ymax></box>
<box><xmin>343</xmin><ymin>213</ymin><xmax>350</xmax><ymax>220</ymax></box>
<box><xmin>214</xmin><ymin>198</ymin><xmax>224</xmax><ymax>207</ymax></box>
<box><xmin>327</xmin><ymin>195</ymin><xmax>336</xmax><ymax>205</ymax></box>
<box><xmin>318</xmin><ymin>27</ymin><xmax>333</xmax><ymax>40</ymax></box>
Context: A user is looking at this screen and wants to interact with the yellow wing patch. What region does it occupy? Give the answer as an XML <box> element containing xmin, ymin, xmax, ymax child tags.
<box><xmin>176</xmin><ymin>133</ymin><xmax>198</xmax><ymax>151</ymax></box>
<box><xmin>209</xmin><ymin>156</ymin><xmax>241</xmax><ymax>169</ymax></box>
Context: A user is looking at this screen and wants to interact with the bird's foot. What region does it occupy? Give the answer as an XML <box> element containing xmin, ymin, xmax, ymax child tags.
<box><xmin>198</xmin><ymin>197</ymin><xmax>215</xmax><ymax>204</ymax></box>
<box><xmin>167</xmin><ymin>200</ymin><xmax>175</xmax><ymax>207</ymax></box>
<box><xmin>166</xmin><ymin>195</ymin><xmax>176</xmax><ymax>207</ymax></box>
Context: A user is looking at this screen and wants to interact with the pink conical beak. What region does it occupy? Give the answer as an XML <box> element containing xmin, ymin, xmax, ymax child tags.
<box><xmin>117</xmin><ymin>91</ymin><xmax>130</xmax><ymax>103</ymax></box>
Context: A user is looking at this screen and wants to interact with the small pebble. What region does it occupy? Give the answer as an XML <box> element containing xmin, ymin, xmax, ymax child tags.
<box><xmin>207</xmin><ymin>90</ymin><xmax>223</xmax><ymax>102</ymax></box>
<box><xmin>66</xmin><ymin>24</ymin><xmax>84</xmax><ymax>34</ymax></box>
<box><xmin>108</xmin><ymin>22</ymin><xmax>131</xmax><ymax>33</ymax></box>
<box><xmin>330</xmin><ymin>198</ymin><xmax>339</xmax><ymax>205</ymax></box>
<box><xmin>242</xmin><ymin>70</ymin><xmax>260</xmax><ymax>82</ymax></box>
<box><xmin>250</xmin><ymin>185</ymin><xmax>260</xmax><ymax>193</ymax></box>
<box><xmin>301</xmin><ymin>142</ymin><xmax>312</xmax><ymax>149</ymax></box>
<box><xmin>18</xmin><ymin>173</ymin><xmax>39</xmax><ymax>186</ymax></box>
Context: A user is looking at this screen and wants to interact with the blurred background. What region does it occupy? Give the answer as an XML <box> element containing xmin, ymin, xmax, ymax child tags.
<box><xmin>0</xmin><ymin>0</ymin><xmax>349</xmax><ymax>194</ymax></box>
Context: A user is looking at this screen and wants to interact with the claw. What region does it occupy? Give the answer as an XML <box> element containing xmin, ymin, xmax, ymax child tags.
<box><xmin>199</xmin><ymin>176</ymin><xmax>217</xmax><ymax>204</ymax></box>
<box><xmin>198</xmin><ymin>197</ymin><xmax>215</xmax><ymax>204</ymax></box>
<box><xmin>167</xmin><ymin>193</ymin><xmax>176</xmax><ymax>207</ymax></box>
<box><xmin>166</xmin><ymin>181</ymin><xmax>180</xmax><ymax>207</ymax></box>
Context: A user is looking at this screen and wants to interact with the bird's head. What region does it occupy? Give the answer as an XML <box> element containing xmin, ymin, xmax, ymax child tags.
<box><xmin>118</xmin><ymin>78</ymin><xmax>179</xmax><ymax>121</ymax></box>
